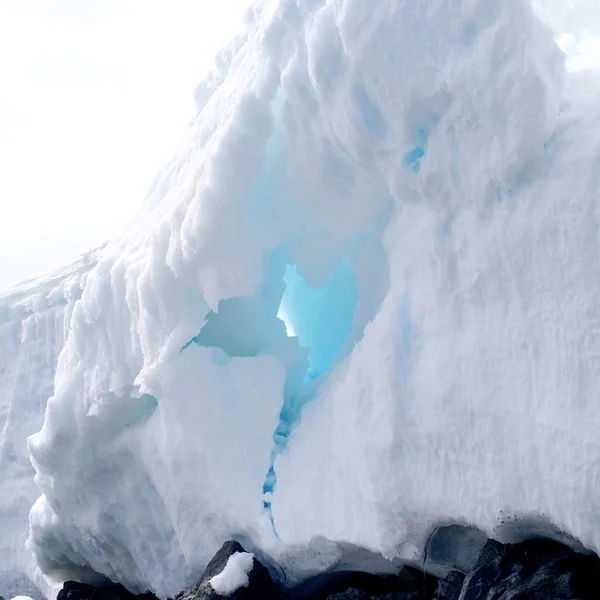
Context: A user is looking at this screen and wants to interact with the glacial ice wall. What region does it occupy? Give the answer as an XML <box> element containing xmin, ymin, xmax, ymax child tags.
<box><xmin>0</xmin><ymin>254</ymin><xmax>96</xmax><ymax>599</ymax></box>
<box><xmin>12</xmin><ymin>0</ymin><xmax>600</xmax><ymax>597</ymax></box>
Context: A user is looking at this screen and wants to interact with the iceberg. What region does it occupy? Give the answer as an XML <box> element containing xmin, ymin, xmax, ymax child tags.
<box><xmin>1</xmin><ymin>0</ymin><xmax>600</xmax><ymax>598</ymax></box>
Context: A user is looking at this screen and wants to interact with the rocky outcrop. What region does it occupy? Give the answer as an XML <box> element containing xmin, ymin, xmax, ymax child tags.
<box><xmin>459</xmin><ymin>537</ymin><xmax>600</xmax><ymax>599</ymax></box>
<box><xmin>57</xmin><ymin>581</ymin><xmax>158</xmax><ymax>600</ymax></box>
<box><xmin>290</xmin><ymin>566</ymin><xmax>439</xmax><ymax>599</ymax></box>
<box><xmin>55</xmin><ymin>533</ymin><xmax>600</xmax><ymax>600</ymax></box>
<box><xmin>431</xmin><ymin>571</ymin><xmax>464</xmax><ymax>600</ymax></box>
<box><xmin>308</xmin><ymin>568</ymin><xmax>462</xmax><ymax>600</ymax></box>
<box><xmin>173</xmin><ymin>541</ymin><xmax>278</xmax><ymax>600</ymax></box>
<box><xmin>424</xmin><ymin>526</ymin><xmax>487</xmax><ymax>578</ymax></box>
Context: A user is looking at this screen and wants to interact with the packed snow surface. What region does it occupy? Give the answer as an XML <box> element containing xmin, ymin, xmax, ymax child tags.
<box><xmin>209</xmin><ymin>553</ymin><xmax>254</xmax><ymax>596</ymax></box>
<box><xmin>0</xmin><ymin>0</ymin><xmax>597</xmax><ymax>598</ymax></box>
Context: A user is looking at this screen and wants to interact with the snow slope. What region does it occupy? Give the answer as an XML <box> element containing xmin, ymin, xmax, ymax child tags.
<box><xmin>0</xmin><ymin>251</ymin><xmax>98</xmax><ymax>599</ymax></box>
<box><xmin>0</xmin><ymin>0</ymin><xmax>595</xmax><ymax>598</ymax></box>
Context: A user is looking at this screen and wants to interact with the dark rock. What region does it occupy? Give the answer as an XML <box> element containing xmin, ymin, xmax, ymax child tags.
<box><xmin>129</xmin><ymin>532</ymin><xmax>600</xmax><ymax>600</ymax></box>
<box><xmin>57</xmin><ymin>581</ymin><xmax>158</xmax><ymax>600</ymax></box>
<box><xmin>291</xmin><ymin>566</ymin><xmax>439</xmax><ymax>600</ymax></box>
<box><xmin>323</xmin><ymin>590</ymin><xmax>368</xmax><ymax>600</ymax></box>
<box><xmin>459</xmin><ymin>537</ymin><xmax>600</xmax><ymax>599</ymax></box>
<box><xmin>174</xmin><ymin>541</ymin><xmax>278</xmax><ymax>600</ymax></box>
<box><xmin>424</xmin><ymin>526</ymin><xmax>487</xmax><ymax>577</ymax></box>
<box><xmin>325</xmin><ymin>590</ymin><xmax>425</xmax><ymax>600</ymax></box>
<box><xmin>431</xmin><ymin>570</ymin><xmax>464</xmax><ymax>600</ymax></box>
<box><xmin>443</xmin><ymin>572</ymin><xmax>465</xmax><ymax>588</ymax></box>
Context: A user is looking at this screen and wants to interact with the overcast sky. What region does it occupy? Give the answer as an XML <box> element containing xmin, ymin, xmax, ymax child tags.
<box><xmin>0</xmin><ymin>0</ymin><xmax>248</xmax><ymax>290</ymax></box>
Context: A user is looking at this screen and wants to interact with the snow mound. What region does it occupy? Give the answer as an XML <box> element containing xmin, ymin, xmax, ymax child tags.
<box><xmin>209</xmin><ymin>553</ymin><xmax>254</xmax><ymax>596</ymax></box>
<box><xmin>10</xmin><ymin>0</ymin><xmax>600</xmax><ymax>598</ymax></box>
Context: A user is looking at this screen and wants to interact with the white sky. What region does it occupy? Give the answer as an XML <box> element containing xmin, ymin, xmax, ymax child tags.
<box><xmin>0</xmin><ymin>0</ymin><xmax>249</xmax><ymax>290</ymax></box>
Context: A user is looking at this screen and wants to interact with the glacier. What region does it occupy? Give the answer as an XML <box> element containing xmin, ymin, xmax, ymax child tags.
<box><xmin>0</xmin><ymin>252</ymin><xmax>98</xmax><ymax>599</ymax></box>
<box><xmin>1</xmin><ymin>0</ymin><xmax>600</xmax><ymax>598</ymax></box>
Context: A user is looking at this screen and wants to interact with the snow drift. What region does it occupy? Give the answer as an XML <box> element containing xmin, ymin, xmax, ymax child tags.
<box><xmin>0</xmin><ymin>0</ymin><xmax>597</xmax><ymax>597</ymax></box>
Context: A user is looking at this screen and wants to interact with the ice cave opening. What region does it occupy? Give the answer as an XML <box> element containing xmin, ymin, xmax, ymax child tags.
<box><xmin>277</xmin><ymin>258</ymin><xmax>358</xmax><ymax>383</ymax></box>
<box><xmin>185</xmin><ymin>251</ymin><xmax>359</xmax><ymax>522</ymax></box>
<box><xmin>265</xmin><ymin>256</ymin><xmax>358</xmax><ymax>529</ymax></box>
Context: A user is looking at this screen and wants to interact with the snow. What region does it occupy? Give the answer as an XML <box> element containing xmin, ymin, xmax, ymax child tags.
<box><xmin>209</xmin><ymin>552</ymin><xmax>254</xmax><ymax>596</ymax></box>
<box><xmin>0</xmin><ymin>0</ymin><xmax>599</xmax><ymax>598</ymax></box>
<box><xmin>0</xmin><ymin>251</ymin><xmax>97</xmax><ymax>599</ymax></box>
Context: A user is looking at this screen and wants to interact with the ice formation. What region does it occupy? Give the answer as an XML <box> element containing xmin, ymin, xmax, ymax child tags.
<box><xmin>1</xmin><ymin>0</ymin><xmax>600</xmax><ymax>598</ymax></box>
<box><xmin>0</xmin><ymin>252</ymin><xmax>97</xmax><ymax>599</ymax></box>
<box><xmin>209</xmin><ymin>552</ymin><xmax>254</xmax><ymax>596</ymax></box>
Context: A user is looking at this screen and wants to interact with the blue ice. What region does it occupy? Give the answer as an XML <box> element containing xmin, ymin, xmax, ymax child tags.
<box><xmin>403</xmin><ymin>128</ymin><xmax>428</xmax><ymax>173</ymax></box>
<box><xmin>263</xmin><ymin>257</ymin><xmax>358</xmax><ymax>525</ymax></box>
<box><xmin>356</xmin><ymin>87</ymin><xmax>385</xmax><ymax>133</ymax></box>
<box><xmin>278</xmin><ymin>258</ymin><xmax>358</xmax><ymax>380</ymax></box>
<box><xmin>181</xmin><ymin>249</ymin><xmax>359</xmax><ymax>525</ymax></box>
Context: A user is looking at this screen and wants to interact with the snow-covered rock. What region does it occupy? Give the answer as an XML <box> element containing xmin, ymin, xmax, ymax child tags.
<box><xmin>209</xmin><ymin>553</ymin><xmax>254</xmax><ymax>597</ymax></box>
<box><xmin>175</xmin><ymin>542</ymin><xmax>275</xmax><ymax>600</ymax></box>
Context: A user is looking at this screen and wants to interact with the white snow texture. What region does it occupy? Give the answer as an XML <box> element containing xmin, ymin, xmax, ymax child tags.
<box><xmin>209</xmin><ymin>553</ymin><xmax>254</xmax><ymax>596</ymax></box>
<box><xmin>2</xmin><ymin>0</ymin><xmax>600</xmax><ymax>598</ymax></box>
<box><xmin>0</xmin><ymin>253</ymin><xmax>97</xmax><ymax>599</ymax></box>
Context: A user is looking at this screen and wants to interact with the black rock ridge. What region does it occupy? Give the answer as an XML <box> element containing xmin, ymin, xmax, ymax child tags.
<box><xmin>57</xmin><ymin>581</ymin><xmax>159</xmax><ymax>600</ymax></box>
<box><xmin>57</xmin><ymin>530</ymin><xmax>600</xmax><ymax>600</ymax></box>
<box><xmin>173</xmin><ymin>541</ymin><xmax>278</xmax><ymax>600</ymax></box>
